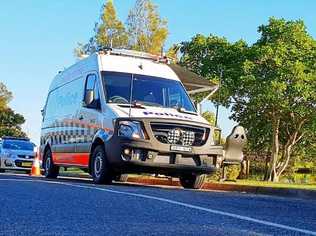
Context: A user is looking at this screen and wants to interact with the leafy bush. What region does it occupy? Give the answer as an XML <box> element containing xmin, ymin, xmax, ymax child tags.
<box><xmin>226</xmin><ymin>165</ymin><xmax>241</xmax><ymax>181</ymax></box>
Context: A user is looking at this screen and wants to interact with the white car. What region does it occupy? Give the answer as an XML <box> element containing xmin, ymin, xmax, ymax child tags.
<box><xmin>0</xmin><ymin>137</ymin><xmax>36</xmax><ymax>173</ymax></box>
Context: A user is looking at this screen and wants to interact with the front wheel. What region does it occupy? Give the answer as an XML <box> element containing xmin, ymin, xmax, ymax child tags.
<box><xmin>43</xmin><ymin>149</ymin><xmax>59</xmax><ymax>178</ymax></box>
<box><xmin>179</xmin><ymin>174</ymin><xmax>206</xmax><ymax>189</ymax></box>
<box><xmin>91</xmin><ymin>145</ymin><xmax>112</xmax><ymax>184</ymax></box>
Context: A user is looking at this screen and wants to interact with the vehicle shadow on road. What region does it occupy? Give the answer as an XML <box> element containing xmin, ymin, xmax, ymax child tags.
<box><xmin>0</xmin><ymin>172</ymin><xmax>182</xmax><ymax>191</ymax></box>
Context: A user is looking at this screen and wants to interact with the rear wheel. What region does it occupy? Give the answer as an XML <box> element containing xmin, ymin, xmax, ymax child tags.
<box><xmin>114</xmin><ymin>174</ymin><xmax>129</xmax><ymax>182</ymax></box>
<box><xmin>179</xmin><ymin>174</ymin><xmax>206</xmax><ymax>189</ymax></box>
<box><xmin>91</xmin><ymin>145</ymin><xmax>112</xmax><ymax>184</ymax></box>
<box><xmin>43</xmin><ymin>149</ymin><xmax>59</xmax><ymax>178</ymax></box>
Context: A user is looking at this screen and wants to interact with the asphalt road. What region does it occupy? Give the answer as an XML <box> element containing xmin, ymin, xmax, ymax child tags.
<box><xmin>0</xmin><ymin>173</ymin><xmax>315</xmax><ymax>236</ymax></box>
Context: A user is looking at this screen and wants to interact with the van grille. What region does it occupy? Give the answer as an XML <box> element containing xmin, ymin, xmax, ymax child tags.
<box><xmin>150</xmin><ymin>123</ymin><xmax>209</xmax><ymax>146</ymax></box>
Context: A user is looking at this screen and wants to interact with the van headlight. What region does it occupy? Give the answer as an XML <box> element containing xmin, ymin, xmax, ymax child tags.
<box><xmin>118</xmin><ymin>121</ymin><xmax>146</xmax><ymax>139</ymax></box>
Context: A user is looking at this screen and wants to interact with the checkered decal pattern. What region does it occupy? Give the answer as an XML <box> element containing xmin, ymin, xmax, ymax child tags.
<box><xmin>41</xmin><ymin>120</ymin><xmax>99</xmax><ymax>145</ymax></box>
<box><xmin>167</xmin><ymin>129</ymin><xmax>195</xmax><ymax>146</ymax></box>
<box><xmin>167</xmin><ymin>129</ymin><xmax>181</xmax><ymax>144</ymax></box>
<box><xmin>181</xmin><ymin>131</ymin><xmax>195</xmax><ymax>146</ymax></box>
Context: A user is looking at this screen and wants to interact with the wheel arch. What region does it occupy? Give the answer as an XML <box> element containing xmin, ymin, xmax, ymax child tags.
<box><xmin>89</xmin><ymin>129</ymin><xmax>110</xmax><ymax>173</ymax></box>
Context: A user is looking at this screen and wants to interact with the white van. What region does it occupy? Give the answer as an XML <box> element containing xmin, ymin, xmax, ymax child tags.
<box><xmin>40</xmin><ymin>48</ymin><xmax>223</xmax><ymax>189</ymax></box>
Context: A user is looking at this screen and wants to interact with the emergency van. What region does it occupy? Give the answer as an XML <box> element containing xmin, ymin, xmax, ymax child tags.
<box><xmin>40</xmin><ymin>48</ymin><xmax>223</xmax><ymax>189</ymax></box>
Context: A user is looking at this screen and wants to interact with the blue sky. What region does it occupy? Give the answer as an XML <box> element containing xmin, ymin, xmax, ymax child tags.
<box><xmin>1</xmin><ymin>0</ymin><xmax>316</xmax><ymax>144</ymax></box>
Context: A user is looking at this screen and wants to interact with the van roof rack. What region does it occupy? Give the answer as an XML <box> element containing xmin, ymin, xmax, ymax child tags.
<box><xmin>97</xmin><ymin>47</ymin><xmax>171</xmax><ymax>64</ymax></box>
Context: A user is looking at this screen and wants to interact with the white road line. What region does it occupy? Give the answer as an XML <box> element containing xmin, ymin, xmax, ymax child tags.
<box><xmin>1</xmin><ymin>178</ymin><xmax>315</xmax><ymax>235</ymax></box>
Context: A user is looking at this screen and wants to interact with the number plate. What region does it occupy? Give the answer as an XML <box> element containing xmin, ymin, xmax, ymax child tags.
<box><xmin>170</xmin><ymin>145</ymin><xmax>192</xmax><ymax>152</ymax></box>
<box><xmin>21</xmin><ymin>162</ymin><xmax>32</xmax><ymax>167</ymax></box>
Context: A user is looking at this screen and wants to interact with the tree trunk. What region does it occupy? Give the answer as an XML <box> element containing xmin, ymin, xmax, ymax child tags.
<box><xmin>265</xmin><ymin>117</ymin><xmax>280</xmax><ymax>182</ymax></box>
<box><xmin>275</xmin><ymin>144</ymin><xmax>292</xmax><ymax>181</ymax></box>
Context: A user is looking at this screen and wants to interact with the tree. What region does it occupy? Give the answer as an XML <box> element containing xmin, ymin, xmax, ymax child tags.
<box><xmin>75</xmin><ymin>0</ymin><xmax>127</xmax><ymax>57</ymax></box>
<box><xmin>0</xmin><ymin>83</ymin><xmax>26</xmax><ymax>138</ymax></box>
<box><xmin>166</xmin><ymin>44</ymin><xmax>181</xmax><ymax>63</ymax></box>
<box><xmin>239</xmin><ymin>18</ymin><xmax>316</xmax><ymax>181</ymax></box>
<box><xmin>96</xmin><ymin>0</ymin><xmax>128</xmax><ymax>48</ymax></box>
<box><xmin>180</xmin><ymin>34</ymin><xmax>248</xmax><ymax>105</ymax></box>
<box><xmin>0</xmin><ymin>108</ymin><xmax>26</xmax><ymax>137</ymax></box>
<box><xmin>0</xmin><ymin>82</ymin><xmax>12</xmax><ymax>110</ymax></box>
<box><xmin>126</xmin><ymin>0</ymin><xmax>168</xmax><ymax>54</ymax></box>
<box><xmin>180</xmin><ymin>18</ymin><xmax>316</xmax><ymax>182</ymax></box>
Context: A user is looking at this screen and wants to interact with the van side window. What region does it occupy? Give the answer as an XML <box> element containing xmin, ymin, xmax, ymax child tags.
<box><xmin>85</xmin><ymin>74</ymin><xmax>100</xmax><ymax>101</ymax></box>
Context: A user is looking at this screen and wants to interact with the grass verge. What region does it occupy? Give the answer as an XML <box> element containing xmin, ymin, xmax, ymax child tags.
<box><xmin>212</xmin><ymin>179</ymin><xmax>316</xmax><ymax>190</ymax></box>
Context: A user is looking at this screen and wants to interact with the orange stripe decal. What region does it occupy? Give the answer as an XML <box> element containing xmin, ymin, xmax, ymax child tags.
<box><xmin>53</xmin><ymin>153</ymin><xmax>89</xmax><ymax>167</ymax></box>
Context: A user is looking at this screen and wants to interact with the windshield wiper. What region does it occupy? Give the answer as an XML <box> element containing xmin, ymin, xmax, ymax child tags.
<box><xmin>173</xmin><ymin>105</ymin><xmax>197</xmax><ymax>115</ymax></box>
<box><xmin>117</xmin><ymin>101</ymin><xmax>146</xmax><ymax>109</ymax></box>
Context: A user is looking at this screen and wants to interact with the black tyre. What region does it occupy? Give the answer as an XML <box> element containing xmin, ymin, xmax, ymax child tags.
<box><xmin>43</xmin><ymin>149</ymin><xmax>59</xmax><ymax>178</ymax></box>
<box><xmin>114</xmin><ymin>174</ymin><xmax>128</xmax><ymax>182</ymax></box>
<box><xmin>91</xmin><ymin>145</ymin><xmax>112</xmax><ymax>184</ymax></box>
<box><xmin>179</xmin><ymin>174</ymin><xmax>206</xmax><ymax>189</ymax></box>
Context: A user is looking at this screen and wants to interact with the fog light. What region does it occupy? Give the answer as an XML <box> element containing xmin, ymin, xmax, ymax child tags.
<box><xmin>4</xmin><ymin>159</ymin><xmax>13</xmax><ymax>167</ymax></box>
<box><xmin>124</xmin><ymin>148</ymin><xmax>131</xmax><ymax>155</ymax></box>
<box><xmin>121</xmin><ymin>148</ymin><xmax>132</xmax><ymax>161</ymax></box>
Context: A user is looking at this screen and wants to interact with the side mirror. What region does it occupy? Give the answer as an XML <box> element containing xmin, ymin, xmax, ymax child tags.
<box><xmin>84</xmin><ymin>90</ymin><xmax>101</xmax><ymax>109</ymax></box>
<box><xmin>84</xmin><ymin>89</ymin><xmax>94</xmax><ymax>107</ymax></box>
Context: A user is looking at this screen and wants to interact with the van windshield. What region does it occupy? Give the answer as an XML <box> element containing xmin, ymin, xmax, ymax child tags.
<box><xmin>102</xmin><ymin>71</ymin><xmax>196</xmax><ymax>112</ymax></box>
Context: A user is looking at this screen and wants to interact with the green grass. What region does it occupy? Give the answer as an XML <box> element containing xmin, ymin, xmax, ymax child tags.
<box><xmin>213</xmin><ymin>179</ymin><xmax>316</xmax><ymax>190</ymax></box>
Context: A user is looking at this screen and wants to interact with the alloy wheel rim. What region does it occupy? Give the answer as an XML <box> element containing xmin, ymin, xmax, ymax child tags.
<box><xmin>94</xmin><ymin>153</ymin><xmax>103</xmax><ymax>178</ymax></box>
<box><xmin>45</xmin><ymin>156</ymin><xmax>51</xmax><ymax>174</ymax></box>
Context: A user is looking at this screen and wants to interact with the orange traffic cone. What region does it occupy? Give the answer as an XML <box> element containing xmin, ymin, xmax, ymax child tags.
<box><xmin>30</xmin><ymin>149</ymin><xmax>41</xmax><ymax>177</ymax></box>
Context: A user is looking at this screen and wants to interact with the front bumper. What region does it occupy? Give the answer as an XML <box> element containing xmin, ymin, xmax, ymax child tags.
<box><xmin>105</xmin><ymin>118</ymin><xmax>223</xmax><ymax>176</ymax></box>
<box><xmin>0</xmin><ymin>157</ymin><xmax>34</xmax><ymax>170</ymax></box>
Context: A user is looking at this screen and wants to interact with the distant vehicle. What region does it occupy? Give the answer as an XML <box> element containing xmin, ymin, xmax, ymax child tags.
<box><xmin>40</xmin><ymin>48</ymin><xmax>223</xmax><ymax>189</ymax></box>
<box><xmin>0</xmin><ymin>137</ymin><xmax>36</xmax><ymax>173</ymax></box>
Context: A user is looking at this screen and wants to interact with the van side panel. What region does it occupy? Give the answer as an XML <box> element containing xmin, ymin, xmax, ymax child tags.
<box><xmin>41</xmin><ymin>77</ymin><xmax>87</xmax><ymax>166</ymax></box>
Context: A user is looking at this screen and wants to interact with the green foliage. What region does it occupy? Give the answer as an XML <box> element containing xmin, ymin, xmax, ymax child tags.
<box><xmin>202</xmin><ymin>111</ymin><xmax>215</xmax><ymax>126</ymax></box>
<box><xmin>180</xmin><ymin>18</ymin><xmax>316</xmax><ymax>182</ymax></box>
<box><xmin>241</xmin><ymin>18</ymin><xmax>316</xmax><ymax>181</ymax></box>
<box><xmin>0</xmin><ymin>82</ymin><xmax>12</xmax><ymax>110</ymax></box>
<box><xmin>75</xmin><ymin>1</ymin><xmax>127</xmax><ymax>57</ymax></box>
<box><xmin>226</xmin><ymin>165</ymin><xmax>241</xmax><ymax>181</ymax></box>
<box><xmin>180</xmin><ymin>34</ymin><xmax>248</xmax><ymax>106</ymax></box>
<box><xmin>127</xmin><ymin>0</ymin><xmax>168</xmax><ymax>54</ymax></box>
<box><xmin>206</xmin><ymin>169</ymin><xmax>221</xmax><ymax>181</ymax></box>
<box><xmin>96</xmin><ymin>0</ymin><xmax>128</xmax><ymax>48</ymax></box>
<box><xmin>166</xmin><ymin>44</ymin><xmax>181</xmax><ymax>62</ymax></box>
<box><xmin>75</xmin><ymin>0</ymin><xmax>168</xmax><ymax>57</ymax></box>
<box><xmin>206</xmin><ymin>165</ymin><xmax>241</xmax><ymax>182</ymax></box>
<box><xmin>0</xmin><ymin>83</ymin><xmax>26</xmax><ymax>138</ymax></box>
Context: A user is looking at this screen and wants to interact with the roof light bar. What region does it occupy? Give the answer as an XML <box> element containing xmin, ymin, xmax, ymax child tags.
<box><xmin>98</xmin><ymin>47</ymin><xmax>172</xmax><ymax>64</ymax></box>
